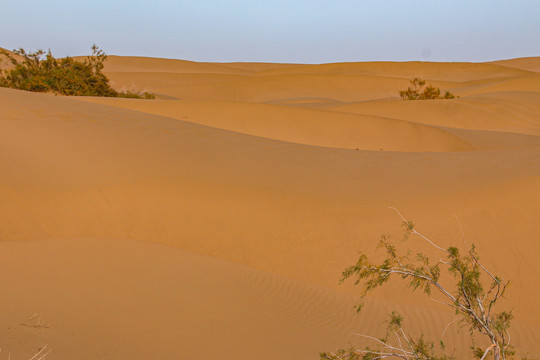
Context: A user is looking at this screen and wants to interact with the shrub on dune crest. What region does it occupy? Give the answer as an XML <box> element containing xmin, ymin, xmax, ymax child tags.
<box><xmin>321</xmin><ymin>208</ymin><xmax>525</xmax><ymax>360</ymax></box>
<box><xmin>400</xmin><ymin>78</ymin><xmax>456</xmax><ymax>100</ymax></box>
<box><xmin>0</xmin><ymin>45</ymin><xmax>154</xmax><ymax>99</ymax></box>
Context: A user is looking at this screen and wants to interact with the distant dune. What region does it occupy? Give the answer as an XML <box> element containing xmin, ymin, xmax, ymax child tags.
<box><xmin>1</xmin><ymin>54</ymin><xmax>539</xmax><ymax>359</ymax></box>
<box><xmin>490</xmin><ymin>56</ymin><xmax>540</xmax><ymax>73</ymax></box>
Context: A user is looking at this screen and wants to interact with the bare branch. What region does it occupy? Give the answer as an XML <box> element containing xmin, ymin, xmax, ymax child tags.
<box><xmin>28</xmin><ymin>345</ymin><xmax>52</xmax><ymax>360</ymax></box>
<box><xmin>352</xmin><ymin>333</ymin><xmax>413</xmax><ymax>356</ymax></box>
<box><xmin>430</xmin><ymin>297</ymin><xmax>459</xmax><ymax>310</ymax></box>
<box><xmin>453</xmin><ymin>214</ymin><xmax>468</xmax><ymax>249</ymax></box>
<box><xmin>325</xmin><ymin>213</ymin><xmax>516</xmax><ymax>360</ymax></box>
<box><xmin>480</xmin><ymin>344</ymin><xmax>496</xmax><ymax>360</ymax></box>
<box><xmin>389</xmin><ymin>207</ymin><xmax>448</xmax><ymax>252</ymax></box>
<box><xmin>398</xmin><ymin>327</ymin><xmax>417</xmax><ymax>357</ymax></box>
<box><xmin>441</xmin><ymin>318</ymin><xmax>460</xmax><ymax>337</ymax></box>
<box><xmin>392</xmin><ymin>330</ymin><xmax>411</xmax><ymax>359</ymax></box>
<box><xmin>355</xmin><ymin>349</ymin><xmax>410</xmax><ymax>359</ymax></box>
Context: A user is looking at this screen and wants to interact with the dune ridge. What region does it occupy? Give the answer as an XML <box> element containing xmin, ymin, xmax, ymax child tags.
<box><xmin>490</xmin><ymin>57</ymin><xmax>540</xmax><ymax>73</ymax></box>
<box><xmin>74</xmin><ymin>97</ymin><xmax>476</xmax><ymax>152</ymax></box>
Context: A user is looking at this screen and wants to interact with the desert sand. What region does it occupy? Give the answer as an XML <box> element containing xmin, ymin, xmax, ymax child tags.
<box><xmin>1</xmin><ymin>53</ymin><xmax>539</xmax><ymax>359</ymax></box>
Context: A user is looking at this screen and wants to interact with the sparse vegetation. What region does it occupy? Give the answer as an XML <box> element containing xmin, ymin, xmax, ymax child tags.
<box><xmin>321</xmin><ymin>208</ymin><xmax>522</xmax><ymax>360</ymax></box>
<box><xmin>0</xmin><ymin>45</ymin><xmax>154</xmax><ymax>99</ymax></box>
<box><xmin>400</xmin><ymin>78</ymin><xmax>456</xmax><ymax>100</ymax></box>
<box><xmin>20</xmin><ymin>313</ymin><xmax>49</xmax><ymax>329</ymax></box>
<box><xmin>29</xmin><ymin>344</ymin><xmax>52</xmax><ymax>360</ymax></box>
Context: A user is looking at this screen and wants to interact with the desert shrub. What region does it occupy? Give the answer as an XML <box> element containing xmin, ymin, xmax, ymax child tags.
<box><xmin>321</xmin><ymin>208</ymin><xmax>523</xmax><ymax>360</ymax></box>
<box><xmin>0</xmin><ymin>45</ymin><xmax>154</xmax><ymax>99</ymax></box>
<box><xmin>400</xmin><ymin>78</ymin><xmax>456</xmax><ymax>100</ymax></box>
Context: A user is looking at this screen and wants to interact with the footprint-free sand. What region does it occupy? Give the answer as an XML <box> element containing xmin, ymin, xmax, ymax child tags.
<box><xmin>1</xmin><ymin>54</ymin><xmax>539</xmax><ymax>359</ymax></box>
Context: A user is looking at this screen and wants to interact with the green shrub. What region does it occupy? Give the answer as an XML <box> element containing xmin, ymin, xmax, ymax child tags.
<box><xmin>321</xmin><ymin>209</ymin><xmax>522</xmax><ymax>360</ymax></box>
<box><xmin>0</xmin><ymin>45</ymin><xmax>154</xmax><ymax>99</ymax></box>
<box><xmin>400</xmin><ymin>77</ymin><xmax>456</xmax><ymax>100</ymax></box>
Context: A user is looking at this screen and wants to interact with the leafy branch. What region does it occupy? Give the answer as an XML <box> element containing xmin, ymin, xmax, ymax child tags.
<box><xmin>321</xmin><ymin>208</ymin><xmax>517</xmax><ymax>360</ymax></box>
<box><xmin>0</xmin><ymin>45</ymin><xmax>154</xmax><ymax>99</ymax></box>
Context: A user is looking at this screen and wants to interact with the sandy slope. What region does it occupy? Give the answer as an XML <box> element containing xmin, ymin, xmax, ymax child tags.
<box><xmin>74</xmin><ymin>97</ymin><xmax>476</xmax><ymax>152</ymax></box>
<box><xmin>1</xmin><ymin>55</ymin><xmax>540</xmax><ymax>359</ymax></box>
<box><xmin>2</xmin><ymin>237</ymin><xmax>484</xmax><ymax>360</ymax></box>
<box><xmin>328</xmin><ymin>92</ymin><xmax>540</xmax><ymax>135</ymax></box>
<box><xmin>490</xmin><ymin>57</ymin><xmax>540</xmax><ymax>73</ymax></box>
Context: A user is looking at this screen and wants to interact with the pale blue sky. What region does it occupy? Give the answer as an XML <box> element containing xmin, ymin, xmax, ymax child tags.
<box><xmin>1</xmin><ymin>0</ymin><xmax>539</xmax><ymax>63</ymax></box>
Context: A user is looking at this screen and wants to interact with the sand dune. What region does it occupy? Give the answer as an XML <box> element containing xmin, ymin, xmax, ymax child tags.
<box><xmin>101</xmin><ymin>58</ymin><xmax>465</xmax><ymax>103</ymax></box>
<box><xmin>490</xmin><ymin>57</ymin><xmax>540</xmax><ymax>73</ymax></box>
<box><xmin>74</xmin><ymin>97</ymin><xmax>476</xmax><ymax>151</ymax></box>
<box><xmin>108</xmin><ymin>72</ymin><xmax>435</xmax><ymax>102</ymax></box>
<box><xmin>329</xmin><ymin>92</ymin><xmax>540</xmax><ymax>135</ymax></box>
<box><xmin>99</xmin><ymin>55</ymin><xmax>252</xmax><ymax>75</ymax></box>
<box><xmin>458</xmin><ymin>75</ymin><xmax>540</xmax><ymax>96</ymax></box>
<box><xmin>1</xmin><ymin>55</ymin><xmax>539</xmax><ymax>359</ymax></box>
<box><xmin>102</xmin><ymin>58</ymin><xmax>540</xmax><ymax>105</ymax></box>
<box><xmin>252</xmin><ymin>61</ymin><xmax>535</xmax><ymax>81</ymax></box>
<box><xmin>5</xmin><ymin>237</ymin><xmax>512</xmax><ymax>360</ymax></box>
<box><xmin>216</xmin><ymin>61</ymin><xmax>305</xmax><ymax>72</ymax></box>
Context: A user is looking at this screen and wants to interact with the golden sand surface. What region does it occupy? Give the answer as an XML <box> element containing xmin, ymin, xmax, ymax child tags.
<box><xmin>1</xmin><ymin>54</ymin><xmax>539</xmax><ymax>359</ymax></box>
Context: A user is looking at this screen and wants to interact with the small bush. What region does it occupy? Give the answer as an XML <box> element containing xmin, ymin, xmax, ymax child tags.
<box><xmin>0</xmin><ymin>45</ymin><xmax>154</xmax><ymax>99</ymax></box>
<box><xmin>321</xmin><ymin>209</ymin><xmax>522</xmax><ymax>360</ymax></box>
<box><xmin>400</xmin><ymin>77</ymin><xmax>456</xmax><ymax>100</ymax></box>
